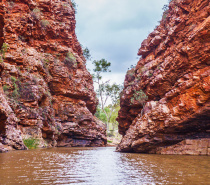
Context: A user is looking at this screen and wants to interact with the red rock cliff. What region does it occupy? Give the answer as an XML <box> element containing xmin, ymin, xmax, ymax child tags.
<box><xmin>0</xmin><ymin>0</ymin><xmax>106</xmax><ymax>152</ymax></box>
<box><xmin>117</xmin><ymin>0</ymin><xmax>210</xmax><ymax>155</ymax></box>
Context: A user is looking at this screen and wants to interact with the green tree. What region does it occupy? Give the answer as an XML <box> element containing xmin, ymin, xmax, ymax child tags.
<box><xmin>71</xmin><ymin>0</ymin><xmax>77</xmax><ymax>13</ymax></box>
<box><xmin>92</xmin><ymin>59</ymin><xmax>122</xmax><ymax>130</ymax></box>
<box><xmin>82</xmin><ymin>47</ymin><xmax>91</xmax><ymax>61</ymax></box>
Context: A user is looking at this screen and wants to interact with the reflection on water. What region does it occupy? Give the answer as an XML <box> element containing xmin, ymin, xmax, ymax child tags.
<box><xmin>0</xmin><ymin>147</ymin><xmax>209</xmax><ymax>184</ymax></box>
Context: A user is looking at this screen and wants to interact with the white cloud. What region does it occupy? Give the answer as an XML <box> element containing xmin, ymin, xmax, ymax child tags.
<box><xmin>75</xmin><ymin>0</ymin><xmax>168</xmax><ymax>85</ymax></box>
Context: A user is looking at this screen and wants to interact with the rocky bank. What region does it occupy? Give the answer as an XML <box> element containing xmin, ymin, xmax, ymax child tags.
<box><xmin>0</xmin><ymin>0</ymin><xmax>106</xmax><ymax>152</ymax></box>
<box><xmin>117</xmin><ymin>0</ymin><xmax>210</xmax><ymax>155</ymax></box>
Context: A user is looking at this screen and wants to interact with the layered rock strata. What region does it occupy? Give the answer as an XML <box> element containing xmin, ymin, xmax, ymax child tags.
<box><xmin>117</xmin><ymin>0</ymin><xmax>210</xmax><ymax>155</ymax></box>
<box><xmin>0</xmin><ymin>0</ymin><xmax>106</xmax><ymax>152</ymax></box>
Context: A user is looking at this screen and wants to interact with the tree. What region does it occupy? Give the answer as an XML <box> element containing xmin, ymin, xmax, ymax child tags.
<box><xmin>82</xmin><ymin>47</ymin><xmax>91</xmax><ymax>61</ymax></box>
<box><xmin>92</xmin><ymin>59</ymin><xmax>122</xmax><ymax>130</ymax></box>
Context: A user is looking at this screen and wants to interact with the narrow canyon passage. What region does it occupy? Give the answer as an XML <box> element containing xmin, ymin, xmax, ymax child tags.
<box><xmin>0</xmin><ymin>0</ymin><xmax>209</xmax><ymax>184</ymax></box>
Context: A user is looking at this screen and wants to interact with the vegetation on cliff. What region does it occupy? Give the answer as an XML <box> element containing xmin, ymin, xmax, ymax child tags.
<box><xmin>0</xmin><ymin>0</ymin><xmax>107</xmax><ymax>152</ymax></box>
<box><xmin>82</xmin><ymin>48</ymin><xmax>122</xmax><ymax>137</ymax></box>
<box><xmin>117</xmin><ymin>0</ymin><xmax>210</xmax><ymax>155</ymax></box>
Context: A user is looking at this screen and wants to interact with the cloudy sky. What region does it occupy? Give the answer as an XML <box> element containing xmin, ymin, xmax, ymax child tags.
<box><xmin>75</xmin><ymin>0</ymin><xmax>168</xmax><ymax>85</ymax></box>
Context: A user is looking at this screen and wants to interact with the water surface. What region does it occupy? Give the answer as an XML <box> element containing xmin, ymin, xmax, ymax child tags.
<box><xmin>0</xmin><ymin>147</ymin><xmax>209</xmax><ymax>184</ymax></box>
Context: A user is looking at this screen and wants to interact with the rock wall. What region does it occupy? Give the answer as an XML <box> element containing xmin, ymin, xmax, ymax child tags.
<box><xmin>0</xmin><ymin>0</ymin><xmax>106</xmax><ymax>152</ymax></box>
<box><xmin>117</xmin><ymin>0</ymin><xmax>210</xmax><ymax>155</ymax></box>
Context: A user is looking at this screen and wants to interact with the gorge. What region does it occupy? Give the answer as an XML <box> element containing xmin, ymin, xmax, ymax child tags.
<box><xmin>0</xmin><ymin>0</ymin><xmax>106</xmax><ymax>153</ymax></box>
<box><xmin>117</xmin><ymin>0</ymin><xmax>210</xmax><ymax>155</ymax></box>
<box><xmin>0</xmin><ymin>0</ymin><xmax>209</xmax><ymax>157</ymax></box>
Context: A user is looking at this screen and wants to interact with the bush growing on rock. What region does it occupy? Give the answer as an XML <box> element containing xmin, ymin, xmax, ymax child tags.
<box><xmin>40</xmin><ymin>19</ymin><xmax>50</xmax><ymax>28</ymax></box>
<box><xmin>23</xmin><ymin>138</ymin><xmax>39</xmax><ymax>149</ymax></box>
<box><xmin>31</xmin><ymin>8</ymin><xmax>41</xmax><ymax>20</ymax></box>
<box><xmin>131</xmin><ymin>90</ymin><xmax>148</xmax><ymax>106</ymax></box>
<box><xmin>3</xmin><ymin>85</ymin><xmax>9</xmax><ymax>92</ymax></box>
<box><xmin>64</xmin><ymin>52</ymin><xmax>77</xmax><ymax>68</ymax></box>
<box><xmin>1</xmin><ymin>43</ymin><xmax>9</xmax><ymax>58</ymax></box>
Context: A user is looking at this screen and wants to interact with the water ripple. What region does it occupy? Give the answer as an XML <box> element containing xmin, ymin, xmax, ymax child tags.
<box><xmin>0</xmin><ymin>147</ymin><xmax>209</xmax><ymax>184</ymax></box>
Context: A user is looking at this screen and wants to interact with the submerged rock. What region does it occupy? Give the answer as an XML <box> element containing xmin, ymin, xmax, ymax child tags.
<box><xmin>0</xmin><ymin>0</ymin><xmax>106</xmax><ymax>152</ymax></box>
<box><xmin>117</xmin><ymin>0</ymin><xmax>210</xmax><ymax>155</ymax></box>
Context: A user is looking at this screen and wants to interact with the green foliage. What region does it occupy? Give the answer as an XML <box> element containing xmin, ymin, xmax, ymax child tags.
<box><xmin>131</xmin><ymin>90</ymin><xmax>148</xmax><ymax>106</ymax></box>
<box><xmin>92</xmin><ymin>58</ymin><xmax>122</xmax><ymax>132</ymax></box>
<box><xmin>12</xmin><ymin>85</ymin><xmax>19</xmax><ymax>98</ymax></box>
<box><xmin>62</xmin><ymin>2</ymin><xmax>70</xmax><ymax>9</ymax></box>
<box><xmin>44</xmin><ymin>59</ymin><xmax>50</xmax><ymax>63</ymax></box>
<box><xmin>148</xmin><ymin>70</ymin><xmax>153</xmax><ymax>78</ymax></box>
<box><xmin>71</xmin><ymin>0</ymin><xmax>77</xmax><ymax>13</ymax></box>
<box><xmin>1</xmin><ymin>43</ymin><xmax>9</xmax><ymax>59</ymax></box>
<box><xmin>23</xmin><ymin>138</ymin><xmax>39</xmax><ymax>149</ymax></box>
<box><xmin>3</xmin><ymin>85</ymin><xmax>9</xmax><ymax>92</ymax></box>
<box><xmin>93</xmin><ymin>59</ymin><xmax>111</xmax><ymax>74</ymax></box>
<box><xmin>64</xmin><ymin>52</ymin><xmax>77</xmax><ymax>68</ymax></box>
<box><xmin>66</xmin><ymin>52</ymin><xmax>76</xmax><ymax>61</ymax></box>
<box><xmin>40</xmin><ymin>19</ymin><xmax>50</xmax><ymax>28</ymax></box>
<box><xmin>31</xmin><ymin>8</ymin><xmax>41</xmax><ymax>20</ymax></box>
<box><xmin>10</xmin><ymin>76</ymin><xmax>20</xmax><ymax>98</ymax></box>
<box><xmin>11</xmin><ymin>76</ymin><xmax>17</xmax><ymax>83</ymax></box>
<box><xmin>96</xmin><ymin>104</ymin><xmax>120</xmax><ymax>132</ymax></box>
<box><xmin>82</xmin><ymin>47</ymin><xmax>91</xmax><ymax>60</ymax></box>
<box><xmin>92</xmin><ymin>59</ymin><xmax>111</xmax><ymax>82</ymax></box>
<box><xmin>128</xmin><ymin>64</ymin><xmax>135</xmax><ymax>70</ymax></box>
<box><xmin>61</xmin><ymin>1</ymin><xmax>77</xmax><ymax>13</ymax></box>
<box><xmin>95</xmin><ymin>106</ymin><xmax>109</xmax><ymax>123</ymax></box>
<box><xmin>8</xmin><ymin>1</ymin><xmax>15</xmax><ymax>8</ymax></box>
<box><xmin>109</xmin><ymin>105</ymin><xmax>120</xmax><ymax>124</ymax></box>
<box><xmin>162</xmin><ymin>0</ymin><xmax>173</xmax><ymax>21</ymax></box>
<box><xmin>101</xmin><ymin>83</ymin><xmax>123</xmax><ymax>106</ymax></box>
<box><xmin>139</xmin><ymin>66</ymin><xmax>147</xmax><ymax>75</ymax></box>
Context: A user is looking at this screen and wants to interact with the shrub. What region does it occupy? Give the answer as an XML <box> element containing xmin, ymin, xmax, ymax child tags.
<box><xmin>66</xmin><ymin>52</ymin><xmax>76</xmax><ymax>61</ymax></box>
<box><xmin>162</xmin><ymin>0</ymin><xmax>174</xmax><ymax>21</ymax></box>
<box><xmin>1</xmin><ymin>43</ymin><xmax>9</xmax><ymax>58</ymax></box>
<box><xmin>62</xmin><ymin>3</ymin><xmax>70</xmax><ymax>9</ymax></box>
<box><xmin>148</xmin><ymin>70</ymin><xmax>153</xmax><ymax>78</ymax></box>
<box><xmin>72</xmin><ymin>0</ymin><xmax>77</xmax><ymax>13</ymax></box>
<box><xmin>139</xmin><ymin>66</ymin><xmax>147</xmax><ymax>75</ymax></box>
<box><xmin>131</xmin><ymin>90</ymin><xmax>148</xmax><ymax>106</ymax></box>
<box><xmin>23</xmin><ymin>138</ymin><xmax>39</xmax><ymax>149</ymax></box>
<box><xmin>3</xmin><ymin>85</ymin><xmax>9</xmax><ymax>92</ymax></box>
<box><xmin>11</xmin><ymin>76</ymin><xmax>17</xmax><ymax>83</ymax></box>
<box><xmin>8</xmin><ymin>1</ymin><xmax>15</xmax><ymax>8</ymax></box>
<box><xmin>82</xmin><ymin>47</ymin><xmax>91</xmax><ymax>60</ymax></box>
<box><xmin>12</xmin><ymin>86</ymin><xmax>19</xmax><ymax>98</ymax></box>
<box><xmin>128</xmin><ymin>64</ymin><xmax>135</xmax><ymax>70</ymax></box>
<box><xmin>40</xmin><ymin>19</ymin><xmax>50</xmax><ymax>28</ymax></box>
<box><xmin>0</xmin><ymin>56</ymin><xmax>3</xmax><ymax>63</ymax></box>
<box><xmin>64</xmin><ymin>52</ymin><xmax>77</xmax><ymax>68</ymax></box>
<box><xmin>10</xmin><ymin>76</ymin><xmax>20</xmax><ymax>98</ymax></box>
<box><xmin>31</xmin><ymin>8</ymin><xmax>41</xmax><ymax>20</ymax></box>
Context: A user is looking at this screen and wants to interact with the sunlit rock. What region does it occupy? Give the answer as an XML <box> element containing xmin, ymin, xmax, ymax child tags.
<box><xmin>117</xmin><ymin>0</ymin><xmax>210</xmax><ymax>155</ymax></box>
<box><xmin>0</xmin><ymin>0</ymin><xmax>106</xmax><ymax>152</ymax></box>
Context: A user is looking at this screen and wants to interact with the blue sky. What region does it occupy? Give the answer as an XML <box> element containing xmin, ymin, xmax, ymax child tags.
<box><xmin>75</xmin><ymin>0</ymin><xmax>168</xmax><ymax>85</ymax></box>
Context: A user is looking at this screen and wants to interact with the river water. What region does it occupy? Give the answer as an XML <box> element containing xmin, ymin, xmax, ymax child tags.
<box><xmin>0</xmin><ymin>147</ymin><xmax>209</xmax><ymax>185</ymax></box>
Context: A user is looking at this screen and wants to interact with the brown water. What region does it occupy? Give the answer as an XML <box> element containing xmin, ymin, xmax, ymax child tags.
<box><xmin>0</xmin><ymin>147</ymin><xmax>209</xmax><ymax>185</ymax></box>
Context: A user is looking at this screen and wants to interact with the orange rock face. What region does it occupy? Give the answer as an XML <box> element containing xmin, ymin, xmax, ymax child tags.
<box><xmin>117</xmin><ymin>0</ymin><xmax>210</xmax><ymax>155</ymax></box>
<box><xmin>0</xmin><ymin>0</ymin><xmax>106</xmax><ymax>152</ymax></box>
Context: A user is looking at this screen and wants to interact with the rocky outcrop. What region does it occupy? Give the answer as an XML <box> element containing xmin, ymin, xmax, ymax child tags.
<box><xmin>117</xmin><ymin>0</ymin><xmax>210</xmax><ymax>155</ymax></box>
<box><xmin>0</xmin><ymin>0</ymin><xmax>106</xmax><ymax>152</ymax></box>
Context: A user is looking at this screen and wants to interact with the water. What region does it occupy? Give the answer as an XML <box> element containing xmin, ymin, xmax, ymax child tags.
<box><xmin>0</xmin><ymin>147</ymin><xmax>209</xmax><ymax>185</ymax></box>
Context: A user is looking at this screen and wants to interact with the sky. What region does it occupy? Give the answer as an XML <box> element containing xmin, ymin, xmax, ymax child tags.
<box><xmin>75</xmin><ymin>0</ymin><xmax>169</xmax><ymax>85</ymax></box>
